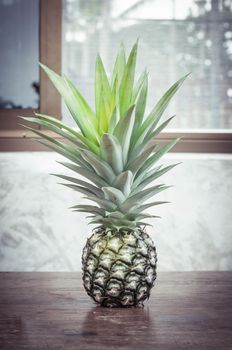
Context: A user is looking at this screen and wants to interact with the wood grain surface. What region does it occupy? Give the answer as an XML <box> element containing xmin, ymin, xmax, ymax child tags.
<box><xmin>0</xmin><ymin>272</ymin><xmax>231</xmax><ymax>349</ymax></box>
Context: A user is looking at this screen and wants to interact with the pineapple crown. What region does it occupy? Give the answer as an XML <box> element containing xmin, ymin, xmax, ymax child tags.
<box><xmin>20</xmin><ymin>41</ymin><xmax>189</xmax><ymax>233</ymax></box>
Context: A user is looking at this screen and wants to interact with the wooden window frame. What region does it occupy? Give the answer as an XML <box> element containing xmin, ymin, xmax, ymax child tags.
<box><xmin>0</xmin><ymin>0</ymin><xmax>232</xmax><ymax>153</ymax></box>
<box><xmin>0</xmin><ymin>0</ymin><xmax>61</xmax><ymax>151</ymax></box>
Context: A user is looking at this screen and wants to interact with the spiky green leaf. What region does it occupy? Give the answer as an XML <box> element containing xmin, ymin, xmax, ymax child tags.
<box><xmin>81</xmin><ymin>150</ymin><xmax>116</xmax><ymax>184</ymax></box>
<box><xmin>120</xmin><ymin>185</ymin><xmax>169</xmax><ymax>212</ymax></box>
<box><xmin>102</xmin><ymin>187</ymin><xmax>126</xmax><ymax>205</ymax></box>
<box><xmin>130</xmin><ymin>201</ymin><xmax>168</xmax><ymax>213</ymax></box>
<box><xmin>95</xmin><ymin>54</ymin><xmax>112</xmax><ymax>133</ymax></box>
<box><xmin>58</xmin><ymin>161</ymin><xmax>108</xmax><ymax>187</ymax></box>
<box><xmin>70</xmin><ymin>205</ymin><xmax>105</xmax><ymax>216</ymax></box>
<box><xmin>100</xmin><ymin>133</ymin><xmax>123</xmax><ymax>174</ymax></box>
<box><xmin>34</xmin><ymin>113</ymin><xmax>100</xmax><ymax>154</ymax></box>
<box><xmin>85</xmin><ymin>196</ymin><xmax>117</xmax><ymax>211</ymax></box>
<box><xmin>111</xmin><ymin>43</ymin><xmax>126</xmax><ymax>87</ymax></box>
<box><xmin>132</xmin><ymin>115</ymin><xmax>175</xmax><ymax>158</ymax></box>
<box><xmin>40</xmin><ymin>63</ymin><xmax>99</xmax><ymax>143</ymax></box>
<box><xmin>135</xmin><ymin>138</ymin><xmax>180</xmax><ymax>179</ymax></box>
<box><xmin>51</xmin><ymin>174</ymin><xmax>103</xmax><ymax>197</ymax></box>
<box><xmin>119</xmin><ymin>42</ymin><xmax>138</xmax><ymax>117</ymax></box>
<box><xmin>133</xmin><ymin>73</ymin><xmax>189</xmax><ymax>146</ymax></box>
<box><xmin>126</xmin><ymin>144</ymin><xmax>156</xmax><ymax>175</ymax></box>
<box><xmin>20</xmin><ymin>116</ymin><xmax>87</xmax><ymax>150</ymax></box>
<box><xmin>59</xmin><ymin>183</ymin><xmax>96</xmax><ymax>197</ymax></box>
<box><xmin>108</xmin><ymin>108</ymin><xmax>119</xmax><ymax>134</ymax></box>
<box><xmin>113</xmin><ymin>170</ymin><xmax>133</xmax><ymax>197</ymax></box>
<box><xmin>114</xmin><ymin>105</ymin><xmax>135</xmax><ymax>164</ymax></box>
<box><xmin>134</xmin><ymin>163</ymin><xmax>180</xmax><ymax>192</ymax></box>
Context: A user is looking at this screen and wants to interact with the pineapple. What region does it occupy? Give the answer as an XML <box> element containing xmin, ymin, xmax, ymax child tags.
<box><xmin>21</xmin><ymin>42</ymin><xmax>188</xmax><ymax>307</ymax></box>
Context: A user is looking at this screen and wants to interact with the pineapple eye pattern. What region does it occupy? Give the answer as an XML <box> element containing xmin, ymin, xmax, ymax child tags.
<box><xmin>83</xmin><ymin>230</ymin><xmax>157</xmax><ymax>307</ymax></box>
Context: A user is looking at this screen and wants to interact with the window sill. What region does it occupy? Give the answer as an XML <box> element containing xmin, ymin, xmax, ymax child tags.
<box><xmin>0</xmin><ymin>130</ymin><xmax>232</xmax><ymax>153</ymax></box>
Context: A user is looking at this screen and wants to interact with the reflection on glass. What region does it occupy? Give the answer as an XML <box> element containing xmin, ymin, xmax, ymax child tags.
<box><xmin>63</xmin><ymin>0</ymin><xmax>232</xmax><ymax>130</ymax></box>
<box><xmin>0</xmin><ymin>0</ymin><xmax>39</xmax><ymax>109</ymax></box>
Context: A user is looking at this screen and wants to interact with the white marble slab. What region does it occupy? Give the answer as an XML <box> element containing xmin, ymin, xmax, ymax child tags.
<box><xmin>0</xmin><ymin>152</ymin><xmax>231</xmax><ymax>271</ymax></box>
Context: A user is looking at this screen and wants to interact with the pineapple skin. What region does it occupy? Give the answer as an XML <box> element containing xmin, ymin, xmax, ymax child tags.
<box><xmin>82</xmin><ymin>228</ymin><xmax>157</xmax><ymax>307</ymax></box>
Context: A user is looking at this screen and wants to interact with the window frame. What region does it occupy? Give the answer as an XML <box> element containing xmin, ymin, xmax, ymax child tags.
<box><xmin>0</xmin><ymin>0</ymin><xmax>232</xmax><ymax>153</ymax></box>
<box><xmin>0</xmin><ymin>0</ymin><xmax>61</xmax><ymax>151</ymax></box>
<box><xmin>157</xmin><ymin>131</ymin><xmax>232</xmax><ymax>153</ymax></box>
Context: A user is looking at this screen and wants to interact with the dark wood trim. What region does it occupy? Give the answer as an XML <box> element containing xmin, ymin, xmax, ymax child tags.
<box><xmin>0</xmin><ymin>137</ymin><xmax>49</xmax><ymax>152</ymax></box>
<box><xmin>39</xmin><ymin>0</ymin><xmax>61</xmax><ymax>118</ymax></box>
<box><xmin>0</xmin><ymin>130</ymin><xmax>61</xmax><ymax>152</ymax></box>
<box><xmin>156</xmin><ymin>131</ymin><xmax>232</xmax><ymax>153</ymax></box>
<box><xmin>0</xmin><ymin>109</ymin><xmax>39</xmax><ymax>130</ymax></box>
<box><xmin>1</xmin><ymin>130</ymin><xmax>232</xmax><ymax>153</ymax></box>
<box><xmin>158</xmin><ymin>131</ymin><xmax>232</xmax><ymax>141</ymax></box>
<box><xmin>0</xmin><ymin>0</ymin><xmax>62</xmax><ymax>150</ymax></box>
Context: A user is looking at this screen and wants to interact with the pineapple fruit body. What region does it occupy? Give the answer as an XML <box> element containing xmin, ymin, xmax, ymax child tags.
<box><xmin>82</xmin><ymin>228</ymin><xmax>157</xmax><ymax>307</ymax></box>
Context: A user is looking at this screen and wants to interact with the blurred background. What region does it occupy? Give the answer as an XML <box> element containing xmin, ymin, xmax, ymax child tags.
<box><xmin>0</xmin><ymin>0</ymin><xmax>232</xmax><ymax>271</ymax></box>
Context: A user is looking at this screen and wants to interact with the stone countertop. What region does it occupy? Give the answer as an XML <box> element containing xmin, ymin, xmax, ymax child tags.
<box><xmin>1</xmin><ymin>152</ymin><xmax>232</xmax><ymax>272</ymax></box>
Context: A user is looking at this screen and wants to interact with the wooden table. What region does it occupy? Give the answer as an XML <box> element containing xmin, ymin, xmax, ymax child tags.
<box><xmin>0</xmin><ymin>272</ymin><xmax>231</xmax><ymax>349</ymax></box>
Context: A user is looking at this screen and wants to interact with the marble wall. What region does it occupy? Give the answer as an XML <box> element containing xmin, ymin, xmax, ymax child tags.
<box><xmin>0</xmin><ymin>152</ymin><xmax>232</xmax><ymax>272</ymax></box>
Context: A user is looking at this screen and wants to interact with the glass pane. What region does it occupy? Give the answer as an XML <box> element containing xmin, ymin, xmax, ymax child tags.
<box><xmin>0</xmin><ymin>0</ymin><xmax>39</xmax><ymax>109</ymax></box>
<box><xmin>62</xmin><ymin>0</ymin><xmax>232</xmax><ymax>130</ymax></box>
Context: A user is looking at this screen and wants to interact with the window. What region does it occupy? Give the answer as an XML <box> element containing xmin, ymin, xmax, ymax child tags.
<box><xmin>0</xmin><ymin>0</ymin><xmax>39</xmax><ymax>110</ymax></box>
<box><xmin>1</xmin><ymin>0</ymin><xmax>232</xmax><ymax>152</ymax></box>
<box><xmin>0</xmin><ymin>0</ymin><xmax>61</xmax><ymax>151</ymax></box>
<box><xmin>62</xmin><ymin>0</ymin><xmax>232</xmax><ymax>152</ymax></box>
